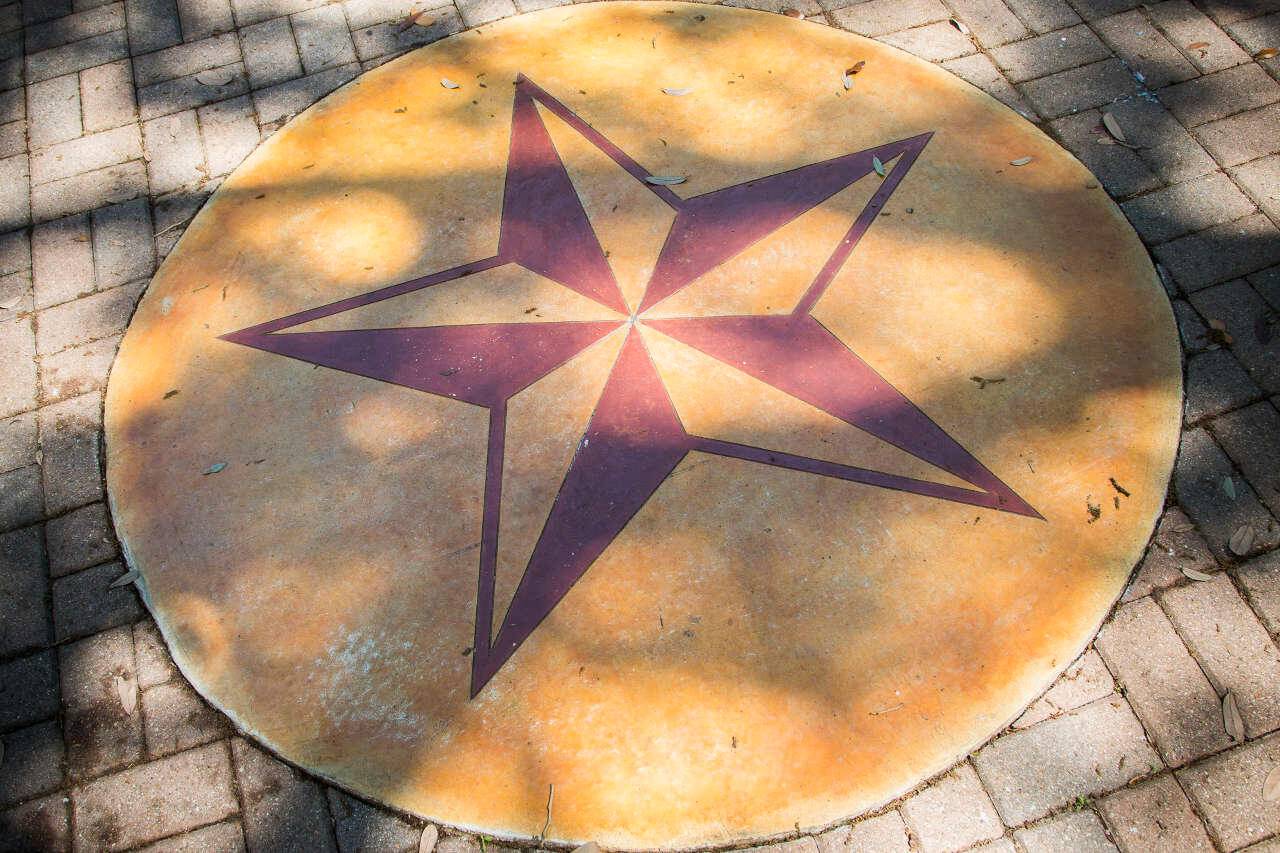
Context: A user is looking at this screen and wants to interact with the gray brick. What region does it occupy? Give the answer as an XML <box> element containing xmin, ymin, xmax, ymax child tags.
<box><xmin>1233</xmin><ymin>154</ymin><xmax>1279</xmax><ymax>226</ymax></box>
<box><xmin>1198</xmin><ymin>0</ymin><xmax>1277</xmax><ymax>26</ymax></box>
<box><xmin>0</xmin><ymin>154</ymin><xmax>30</xmax><ymax>232</ymax></box>
<box><xmin>1124</xmin><ymin>506</ymin><xmax>1217</xmax><ymax>601</ymax></box>
<box><xmin>32</xmin><ymin>212</ymin><xmax>94</xmax><ymax>308</ymax></box>
<box><xmin>1003</xmin><ymin>0</ymin><xmax>1079</xmax><ymax>32</ymax></box>
<box><xmin>1184</xmin><ymin>348</ymin><xmax>1261</xmax><ymax>424</ymax></box>
<box><xmin>0</xmin><ymin>266</ymin><xmax>29</xmax><ymax>313</ymax></box>
<box><xmin>456</xmin><ymin>0</ymin><xmax>516</xmax><ymax>27</ymax></box>
<box><xmin>0</xmin><ymin>313</ymin><xmax>35</xmax><ymax>419</ymax></box>
<box><xmin>990</xmin><ymin>24</ymin><xmax>1111</xmax><ymax>84</ymax></box>
<box><xmin>1013</xmin><ymin>650</ymin><xmax>1114</xmax><ymax>728</ymax></box>
<box><xmin>878</xmin><ymin>21</ymin><xmax>975</xmax><ymax>62</ymax></box>
<box><xmin>0</xmin><ymin>650</ymin><xmax>58</xmax><ymax>729</ymax></box>
<box><xmin>72</xmin><ymin>741</ymin><xmax>237</xmax><ymax>851</ymax></box>
<box><xmin>142</xmin><ymin>678</ymin><xmax>230</xmax><ymax>757</ymax></box>
<box><xmin>0</xmin><ymin>411</ymin><xmax>37</xmax><ymax>474</ymax></box>
<box><xmin>900</xmin><ymin>762</ymin><xmax>1003</xmax><ymax>852</ymax></box>
<box><xmin>1155</xmin><ymin>213</ymin><xmax>1280</xmax><ymax>292</ymax></box>
<box><xmin>25</xmin><ymin>28</ymin><xmax>127</xmax><ymax>83</ymax></box>
<box><xmin>817</xmin><ymin>811</ymin><xmax>909</xmax><ymax>853</ymax></box>
<box><xmin>0</xmin><ymin>465</ymin><xmax>40</xmax><ymax>530</ymax></box>
<box><xmin>0</xmin><ymin>88</ymin><xmax>22</xmax><ymax>126</ymax></box>
<box><xmin>972</xmin><ymin>695</ymin><xmax>1160</xmax><ymax>825</ymax></box>
<box><xmin>1093</xmin><ymin>9</ymin><xmax>1197</xmax><ymax>89</ymax></box>
<box><xmin>31</xmin><ymin>160</ymin><xmax>147</xmax><ymax>222</ymax></box>
<box><xmin>36</xmin><ymin>277</ymin><xmax>144</xmax><ymax>354</ymax></box>
<box><xmin>137</xmin><ymin>63</ymin><xmax>248</xmax><ymax>120</ymax></box>
<box><xmin>133</xmin><ymin>619</ymin><xmax>177</xmax><ymax>688</ymax></box>
<box><xmin>1049</xmin><ymin>109</ymin><xmax>1158</xmax><ymax>196</ymax></box>
<box><xmin>723</xmin><ymin>0</ymin><xmax>824</xmax><ymax>14</ymax></box>
<box><xmin>830</xmin><ymin>0</ymin><xmax>949</xmax><ymax>37</ymax></box>
<box><xmin>91</xmin><ymin>197</ymin><xmax>153</xmax><ymax>288</ymax></box>
<box><xmin>0</xmin><ymin>229</ymin><xmax>28</xmax><ymax>277</ymax></box>
<box><xmin>25</xmin><ymin>2</ymin><xmax>124</xmax><ymax>53</ymax></box>
<box><xmin>152</xmin><ymin>183</ymin><xmax>210</xmax><ymax>257</ymax></box>
<box><xmin>1254</xmin><ymin>265</ymin><xmax>1280</xmax><ymax>309</ymax></box>
<box><xmin>143</xmin><ymin>109</ymin><xmax>206</xmax><ymax>194</ymax></box>
<box><xmin>1015</xmin><ymin>811</ymin><xmax>1116</xmax><ymax>853</ymax></box>
<box><xmin>1175</xmin><ymin>427</ymin><xmax>1280</xmax><ymax>560</ymax></box>
<box><xmin>347</xmin><ymin>4</ymin><xmax>464</xmax><ymax>64</ymax></box>
<box><xmin>1194</xmin><ymin>103</ymin><xmax>1280</xmax><ymax>167</ymax></box>
<box><xmin>252</xmin><ymin>61</ymin><xmax>357</xmax><ymax>124</ymax></box>
<box><xmin>230</xmin><ymin>0</ymin><xmax>324</xmax><ymax>26</ymax></box>
<box><xmin>239</xmin><ymin>15</ymin><xmax>301</xmax><ymax>88</ymax></box>
<box><xmin>1121</xmin><ymin>172</ymin><xmax>1255</xmax><ymax>244</ymax></box>
<box><xmin>946</xmin><ymin>0</ymin><xmax>1029</xmax><ymax>46</ymax></box>
<box><xmin>22</xmin><ymin>0</ymin><xmax>73</xmax><ymax>25</ymax></box>
<box><xmin>1225</xmin><ymin>11</ymin><xmax>1280</xmax><ymax>57</ymax></box>
<box><xmin>1096</xmin><ymin>597</ymin><xmax>1231</xmax><ymax>766</ymax></box>
<box><xmin>80</xmin><ymin>59</ymin><xmax>136</xmax><ymax>132</ymax></box>
<box><xmin>1098</xmin><ymin>774</ymin><xmax>1215</xmax><ymax>853</ymax></box>
<box><xmin>1148</xmin><ymin>0</ymin><xmax>1251</xmax><ymax>74</ymax></box>
<box><xmin>29</xmin><ymin>124</ymin><xmax>141</xmax><ymax>186</ymax></box>
<box><xmin>27</xmin><ymin>73</ymin><xmax>83</xmax><ymax>149</ymax></box>
<box><xmin>0</xmin><ymin>525</ymin><xmax>49</xmax><ymax>656</ymax></box>
<box><xmin>1177</xmin><ymin>733</ymin><xmax>1280</xmax><ymax>851</ymax></box>
<box><xmin>1162</xmin><ymin>572</ymin><xmax>1280</xmax><ymax>738</ymax></box>
<box><xmin>232</xmin><ymin>736</ymin><xmax>337</xmax><ymax>853</ymax></box>
<box><xmin>292</xmin><ymin>4</ymin><xmax>356</xmax><ymax>73</ymax></box>
<box><xmin>0</xmin><ymin>118</ymin><xmax>21</xmax><ymax>158</ymax></box>
<box><xmin>37</xmin><ymin>391</ymin><xmax>105</xmax><ymax>514</ymax></box>
<box><xmin>1020</xmin><ymin>58</ymin><xmax>1142</xmax><ymax>119</ymax></box>
<box><xmin>0</xmin><ymin>793</ymin><xmax>68</xmax><ymax>852</ymax></box>
<box><xmin>176</xmin><ymin>0</ymin><xmax>233</xmax><ymax>40</ymax></box>
<box><xmin>0</xmin><ymin>721</ymin><xmax>63</xmax><ymax>808</ymax></box>
<box><xmin>0</xmin><ymin>57</ymin><xmax>20</xmax><ymax>91</ymax></box>
<box><xmin>327</xmin><ymin>789</ymin><xmax>418</xmax><ymax>853</ymax></box>
<box><xmin>136</xmin><ymin>819</ymin><xmax>246</xmax><ymax>852</ymax></box>
<box><xmin>1238</xmin><ymin>549</ymin><xmax>1280</xmax><ymax>636</ymax></box>
<box><xmin>134</xmin><ymin>32</ymin><xmax>239</xmax><ymax>86</ymax></box>
<box><xmin>1190</xmin><ymin>281</ymin><xmax>1280</xmax><ymax>395</ymax></box>
<box><xmin>1159</xmin><ymin>64</ymin><xmax>1280</xmax><ymax>128</ymax></box>
<box><xmin>58</xmin><ymin>626</ymin><xmax>142</xmax><ymax>779</ymax></box>
<box><xmin>198</xmin><ymin>94</ymin><xmax>258</xmax><ymax>176</ymax></box>
<box><xmin>124</xmin><ymin>0</ymin><xmax>181</xmax><ymax>54</ymax></box>
<box><xmin>46</xmin><ymin>500</ymin><xmax>116</xmax><ymax>576</ymax></box>
<box><xmin>53</xmin><ymin>560</ymin><xmax>142</xmax><ymax>642</ymax></box>
<box><xmin>941</xmin><ymin>52</ymin><xmax>1038</xmax><ymax>117</ymax></box>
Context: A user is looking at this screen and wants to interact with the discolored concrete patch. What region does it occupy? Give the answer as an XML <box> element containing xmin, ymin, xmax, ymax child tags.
<box><xmin>104</xmin><ymin>3</ymin><xmax>1181</xmax><ymax>848</ymax></box>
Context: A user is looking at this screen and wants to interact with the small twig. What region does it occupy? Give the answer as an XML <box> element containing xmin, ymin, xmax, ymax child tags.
<box><xmin>536</xmin><ymin>783</ymin><xmax>554</xmax><ymax>845</ymax></box>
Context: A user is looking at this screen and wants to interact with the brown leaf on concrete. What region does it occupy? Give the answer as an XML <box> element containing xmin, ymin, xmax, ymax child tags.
<box><xmin>1264</xmin><ymin>765</ymin><xmax>1280</xmax><ymax>801</ymax></box>
<box><xmin>1255</xmin><ymin>48</ymin><xmax>1278</xmax><ymax>59</ymax></box>
<box><xmin>1223</xmin><ymin>692</ymin><xmax>1244</xmax><ymax>740</ymax></box>
<box><xmin>418</xmin><ymin>825</ymin><xmax>438</xmax><ymax>853</ymax></box>
<box><xmin>1229</xmin><ymin>525</ymin><xmax>1256</xmax><ymax>556</ymax></box>
<box><xmin>115</xmin><ymin>674</ymin><xmax>137</xmax><ymax>716</ymax></box>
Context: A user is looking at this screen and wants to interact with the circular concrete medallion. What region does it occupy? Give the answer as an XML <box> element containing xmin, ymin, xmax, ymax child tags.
<box><xmin>105</xmin><ymin>3</ymin><xmax>1181</xmax><ymax>847</ymax></box>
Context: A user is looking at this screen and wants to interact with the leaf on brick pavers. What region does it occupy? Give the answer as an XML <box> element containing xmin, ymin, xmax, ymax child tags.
<box><xmin>1264</xmin><ymin>765</ymin><xmax>1280</xmax><ymax>801</ymax></box>
<box><xmin>645</xmin><ymin>175</ymin><xmax>686</xmax><ymax>185</ymax></box>
<box><xmin>782</xmin><ymin>8</ymin><xmax>802</xmax><ymax>17</ymax></box>
<box><xmin>1010</xmin><ymin>156</ymin><xmax>1033</xmax><ymax>166</ymax></box>
<box><xmin>662</xmin><ymin>87</ymin><xmax>693</xmax><ymax>96</ymax></box>
<box><xmin>1223</xmin><ymin>692</ymin><xmax>1244</xmax><ymax>740</ymax></box>
<box><xmin>398</xmin><ymin>9</ymin><xmax>435</xmax><ymax>31</ymax></box>
<box><xmin>1223</xmin><ymin>475</ymin><xmax>1237</xmax><ymax>500</ymax></box>
<box><xmin>1182</xmin><ymin>566</ymin><xmax>1214</xmax><ymax>582</ymax></box>
<box><xmin>115</xmin><ymin>674</ymin><xmax>138</xmax><ymax>716</ymax></box>
<box><xmin>203</xmin><ymin>461</ymin><xmax>227</xmax><ymax>475</ymax></box>
<box><xmin>441</xmin><ymin>78</ymin><xmax>460</xmax><ymax>89</ymax></box>
<box><xmin>872</xmin><ymin>156</ymin><xmax>886</xmax><ymax>178</ymax></box>
<box><xmin>1102</xmin><ymin>111</ymin><xmax>1129</xmax><ymax>145</ymax></box>
<box><xmin>418</xmin><ymin>824</ymin><xmax>438</xmax><ymax>853</ymax></box>
<box><xmin>1187</xmin><ymin>41</ymin><xmax>1210</xmax><ymax>56</ymax></box>
<box><xmin>1256</xmin><ymin>48</ymin><xmax>1278</xmax><ymax>60</ymax></box>
<box><xmin>195</xmin><ymin>68</ymin><xmax>236</xmax><ymax>87</ymax></box>
<box><xmin>949</xmin><ymin>18</ymin><xmax>971</xmax><ymax>34</ymax></box>
<box><xmin>1230</xmin><ymin>525</ymin><xmax>1256</xmax><ymax>556</ymax></box>
<box><xmin>109</xmin><ymin>568</ymin><xmax>140</xmax><ymax>589</ymax></box>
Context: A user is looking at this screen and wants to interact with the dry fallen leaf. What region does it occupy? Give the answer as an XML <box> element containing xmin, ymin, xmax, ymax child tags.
<box><xmin>109</xmin><ymin>568</ymin><xmax>140</xmax><ymax>589</ymax></box>
<box><xmin>1188</xmin><ymin>41</ymin><xmax>1210</xmax><ymax>50</ymax></box>
<box><xmin>846</xmin><ymin>60</ymin><xmax>866</xmax><ymax>76</ymax></box>
<box><xmin>645</xmin><ymin>175</ymin><xmax>686</xmax><ymax>185</ymax></box>
<box><xmin>1223</xmin><ymin>476</ymin><xmax>1237</xmax><ymax>500</ymax></box>
<box><xmin>1101</xmin><ymin>111</ymin><xmax>1128</xmax><ymax>144</ymax></box>
<box><xmin>949</xmin><ymin>18</ymin><xmax>971</xmax><ymax>34</ymax></box>
<box><xmin>195</xmin><ymin>68</ymin><xmax>236</xmax><ymax>86</ymax></box>
<box><xmin>0</xmin><ymin>294</ymin><xmax>22</xmax><ymax>310</ymax></box>
<box><xmin>1230</xmin><ymin>525</ymin><xmax>1256</xmax><ymax>556</ymax></box>
<box><xmin>115</xmin><ymin>674</ymin><xmax>138</xmax><ymax>716</ymax></box>
<box><xmin>1182</xmin><ymin>566</ymin><xmax>1214</xmax><ymax>582</ymax></box>
<box><xmin>842</xmin><ymin>72</ymin><xmax>854</xmax><ymax>90</ymax></box>
<box><xmin>440</xmin><ymin>78</ymin><xmax>460</xmax><ymax>89</ymax></box>
<box><xmin>872</xmin><ymin>156</ymin><xmax>886</xmax><ymax>177</ymax></box>
<box><xmin>204</xmin><ymin>462</ymin><xmax>227</xmax><ymax>475</ymax></box>
<box><xmin>1010</xmin><ymin>156</ymin><xmax>1033</xmax><ymax>166</ymax></box>
<box><xmin>418</xmin><ymin>824</ymin><xmax>438</xmax><ymax>853</ymax></box>
<box><xmin>662</xmin><ymin>87</ymin><xmax>693</xmax><ymax>96</ymax></box>
<box><xmin>1223</xmin><ymin>692</ymin><xmax>1244</xmax><ymax>740</ymax></box>
<box><xmin>781</xmin><ymin>7</ymin><xmax>802</xmax><ymax>16</ymax></box>
<box><xmin>398</xmin><ymin>9</ymin><xmax>434</xmax><ymax>31</ymax></box>
<box><xmin>1256</xmin><ymin>47</ymin><xmax>1278</xmax><ymax>59</ymax></box>
<box><xmin>1264</xmin><ymin>765</ymin><xmax>1280</xmax><ymax>802</ymax></box>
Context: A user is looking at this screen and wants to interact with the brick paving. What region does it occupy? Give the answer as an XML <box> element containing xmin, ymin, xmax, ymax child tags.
<box><xmin>0</xmin><ymin>0</ymin><xmax>1278</xmax><ymax>850</ymax></box>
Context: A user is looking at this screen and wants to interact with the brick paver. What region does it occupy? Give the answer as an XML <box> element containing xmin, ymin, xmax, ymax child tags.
<box><xmin>2</xmin><ymin>0</ymin><xmax>1280</xmax><ymax>849</ymax></box>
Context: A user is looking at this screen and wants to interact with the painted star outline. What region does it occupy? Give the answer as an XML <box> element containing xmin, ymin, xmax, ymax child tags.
<box><xmin>223</xmin><ymin>75</ymin><xmax>1040</xmax><ymax>697</ymax></box>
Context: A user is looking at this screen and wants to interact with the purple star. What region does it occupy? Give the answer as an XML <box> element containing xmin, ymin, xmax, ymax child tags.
<box><xmin>224</xmin><ymin>76</ymin><xmax>1040</xmax><ymax>697</ymax></box>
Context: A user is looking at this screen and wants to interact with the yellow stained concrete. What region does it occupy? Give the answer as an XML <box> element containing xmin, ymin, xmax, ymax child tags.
<box><xmin>104</xmin><ymin>3</ymin><xmax>1182</xmax><ymax>848</ymax></box>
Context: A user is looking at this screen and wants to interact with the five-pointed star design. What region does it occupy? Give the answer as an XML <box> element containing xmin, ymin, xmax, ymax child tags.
<box><xmin>224</xmin><ymin>75</ymin><xmax>1040</xmax><ymax>697</ymax></box>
